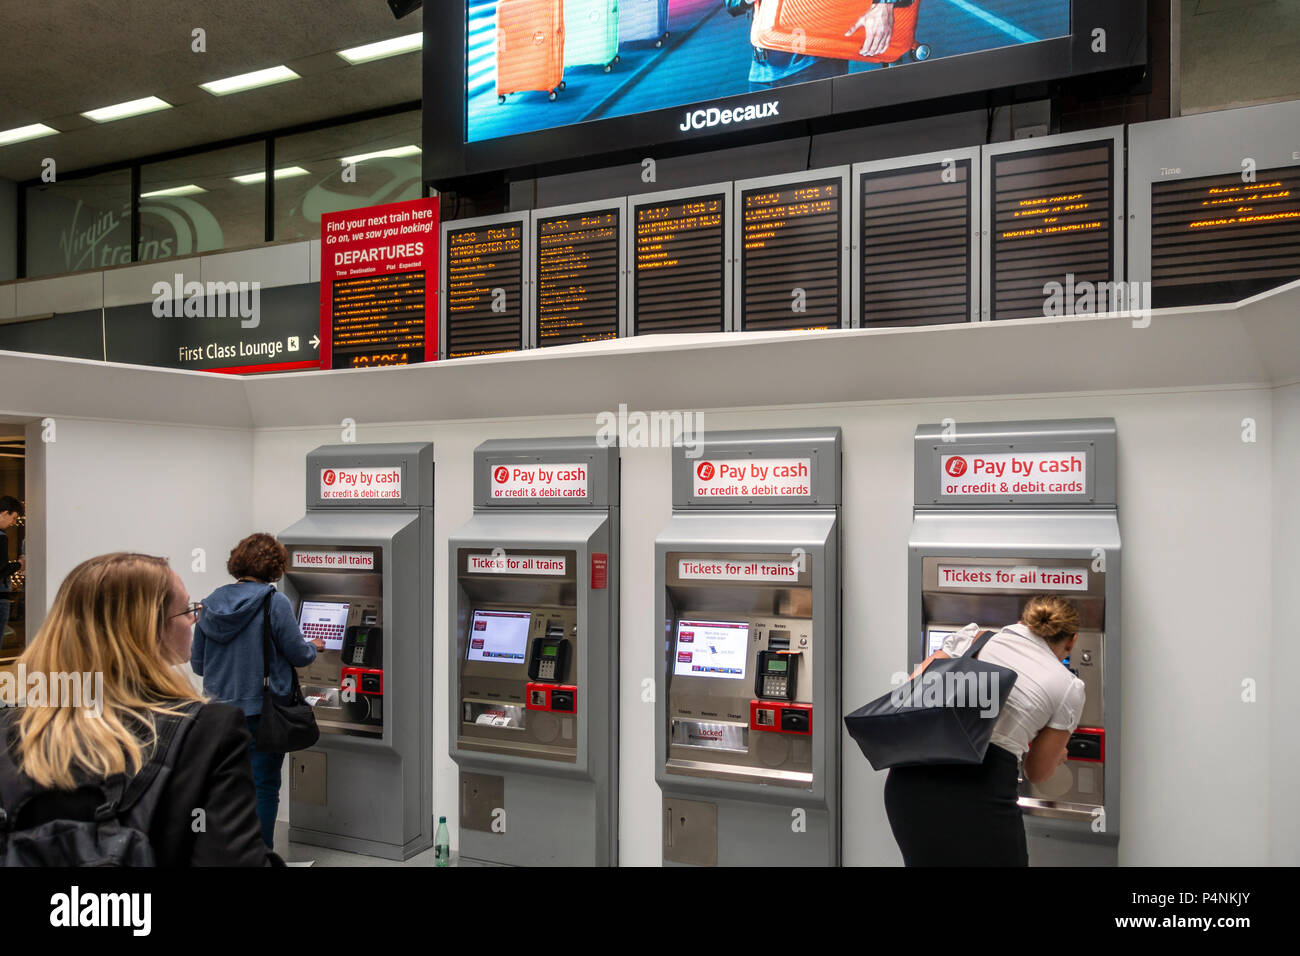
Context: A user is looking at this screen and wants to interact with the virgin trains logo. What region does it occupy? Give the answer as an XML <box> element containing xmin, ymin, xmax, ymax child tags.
<box><xmin>679</xmin><ymin>101</ymin><xmax>779</xmax><ymax>133</ymax></box>
<box><xmin>945</xmin><ymin>457</ymin><xmax>968</xmax><ymax>478</ymax></box>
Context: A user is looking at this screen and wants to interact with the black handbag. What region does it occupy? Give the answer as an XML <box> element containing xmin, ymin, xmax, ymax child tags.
<box><xmin>844</xmin><ymin>629</ymin><xmax>1018</xmax><ymax>770</ymax></box>
<box><xmin>254</xmin><ymin>590</ymin><xmax>320</xmax><ymax>754</ymax></box>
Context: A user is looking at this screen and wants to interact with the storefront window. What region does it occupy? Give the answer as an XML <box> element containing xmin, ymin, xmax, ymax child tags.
<box><xmin>139</xmin><ymin>143</ymin><xmax>267</xmax><ymax>260</ymax></box>
<box><xmin>25</xmin><ymin>170</ymin><xmax>131</xmax><ymax>277</ymax></box>
<box><xmin>274</xmin><ymin>111</ymin><xmax>422</xmax><ymax>242</ymax></box>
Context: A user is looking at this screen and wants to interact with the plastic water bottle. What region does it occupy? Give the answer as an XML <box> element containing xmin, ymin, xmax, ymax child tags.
<box><xmin>435</xmin><ymin>816</ymin><xmax>450</xmax><ymax>867</ymax></box>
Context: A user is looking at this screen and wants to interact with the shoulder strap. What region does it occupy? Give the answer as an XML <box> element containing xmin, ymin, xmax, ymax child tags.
<box><xmin>118</xmin><ymin>701</ymin><xmax>203</xmax><ymax>828</ymax></box>
<box><xmin>260</xmin><ymin>587</ymin><xmax>277</xmax><ymax>687</ymax></box>
<box><xmin>0</xmin><ymin>709</ymin><xmax>33</xmax><ymax>826</ymax></box>
<box><xmin>0</xmin><ymin>701</ymin><xmax>201</xmax><ymax>832</ymax></box>
<box><xmin>967</xmin><ymin>629</ymin><xmax>999</xmax><ymax>660</ymax></box>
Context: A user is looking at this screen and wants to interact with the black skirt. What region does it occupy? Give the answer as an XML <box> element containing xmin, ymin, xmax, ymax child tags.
<box><xmin>883</xmin><ymin>744</ymin><xmax>1028</xmax><ymax>867</ymax></box>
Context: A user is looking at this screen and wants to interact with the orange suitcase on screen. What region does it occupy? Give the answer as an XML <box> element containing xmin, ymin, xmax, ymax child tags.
<box><xmin>751</xmin><ymin>0</ymin><xmax>928</xmax><ymax>65</ymax></box>
<box><xmin>496</xmin><ymin>0</ymin><xmax>566</xmax><ymax>103</ymax></box>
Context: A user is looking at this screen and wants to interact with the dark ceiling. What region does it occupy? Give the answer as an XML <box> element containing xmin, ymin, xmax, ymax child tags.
<box><xmin>0</xmin><ymin>0</ymin><xmax>423</xmax><ymax>182</ymax></box>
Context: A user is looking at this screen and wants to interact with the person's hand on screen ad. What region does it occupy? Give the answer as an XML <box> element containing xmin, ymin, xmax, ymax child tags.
<box><xmin>847</xmin><ymin>3</ymin><xmax>895</xmax><ymax>57</ymax></box>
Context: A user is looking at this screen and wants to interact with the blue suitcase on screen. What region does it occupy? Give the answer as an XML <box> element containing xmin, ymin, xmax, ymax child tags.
<box><xmin>621</xmin><ymin>0</ymin><xmax>669</xmax><ymax>47</ymax></box>
<box><xmin>566</xmin><ymin>0</ymin><xmax>621</xmax><ymax>70</ymax></box>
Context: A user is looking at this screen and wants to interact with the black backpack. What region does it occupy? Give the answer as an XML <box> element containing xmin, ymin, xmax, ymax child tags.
<box><xmin>0</xmin><ymin>702</ymin><xmax>200</xmax><ymax>866</ymax></box>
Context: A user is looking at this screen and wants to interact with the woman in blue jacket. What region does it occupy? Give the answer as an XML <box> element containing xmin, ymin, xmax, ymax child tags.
<box><xmin>192</xmin><ymin>533</ymin><xmax>323</xmax><ymax>848</ymax></box>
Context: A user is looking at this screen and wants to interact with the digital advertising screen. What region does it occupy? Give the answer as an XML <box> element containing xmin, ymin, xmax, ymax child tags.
<box><xmin>298</xmin><ymin>601</ymin><xmax>350</xmax><ymax>652</ymax></box>
<box><xmin>1150</xmin><ymin>166</ymin><xmax>1300</xmax><ymax>307</ymax></box>
<box><xmin>673</xmin><ymin>619</ymin><xmax>751</xmax><ymax>680</ymax></box>
<box><xmin>427</xmin><ymin>2</ymin><xmax>1147</xmax><ymax>183</ymax></box>
<box><xmin>467</xmin><ymin>0</ymin><xmax>1070</xmax><ymax>144</ymax></box>
<box><xmin>467</xmin><ymin>609</ymin><xmax>532</xmax><ymax>663</ymax></box>
<box><xmin>633</xmin><ymin>189</ymin><xmax>728</xmax><ymax>334</ymax></box>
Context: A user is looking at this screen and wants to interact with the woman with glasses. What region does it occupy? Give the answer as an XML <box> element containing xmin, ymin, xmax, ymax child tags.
<box><xmin>192</xmin><ymin>533</ymin><xmax>322</xmax><ymax>849</ymax></box>
<box><xmin>1</xmin><ymin>552</ymin><xmax>272</xmax><ymax>865</ymax></box>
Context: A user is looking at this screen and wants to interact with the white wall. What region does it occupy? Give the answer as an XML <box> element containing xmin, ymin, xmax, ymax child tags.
<box><xmin>40</xmin><ymin>417</ymin><xmax>254</xmax><ymax>654</ymax></box>
<box><xmin>1271</xmin><ymin>382</ymin><xmax>1300</xmax><ymax>865</ymax></box>
<box><xmin>249</xmin><ymin>383</ymin><xmax>1282</xmax><ymax>865</ymax></box>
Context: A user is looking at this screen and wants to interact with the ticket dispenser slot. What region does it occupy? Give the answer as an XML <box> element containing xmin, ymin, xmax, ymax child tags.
<box><xmin>907</xmin><ymin>419</ymin><xmax>1121</xmax><ymax>866</ymax></box>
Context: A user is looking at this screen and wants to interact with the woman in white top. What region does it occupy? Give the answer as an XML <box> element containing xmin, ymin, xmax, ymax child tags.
<box><xmin>883</xmin><ymin>595</ymin><xmax>1087</xmax><ymax>866</ymax></box>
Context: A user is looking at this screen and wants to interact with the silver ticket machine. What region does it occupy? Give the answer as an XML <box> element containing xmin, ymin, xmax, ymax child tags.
<box><xmin>908</xmin><ymin>419</ymin><xmax>1121</xmax><ymax>865</ymax></box>
<box><xmin>449</xmin><ymin>438</ymin><xmax>619</xmax><ymax>866</ymax></box>
<box><xmin>656</xmin><ymin>428</ymin><xmax>842</xmax><ymax>866</ymax></box>
<box><xmin>278</xmin><ymin>443</ymin><xmax>434</xmax><ymax>860</ymax></box>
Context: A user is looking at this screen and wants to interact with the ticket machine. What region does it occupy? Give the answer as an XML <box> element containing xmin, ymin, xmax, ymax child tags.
<box><xmin>656</xmin><ymin>428</ymin><xmax>841</xmax><ymax>866</ymax></box>
<box><xmin>278</xmin><ymin>443</ymin><xmax>434</xmax><ymax>860</ymax></box>
<box><xmin>449</xmin><ymin>438</ymin><xmax>619</xmax><ymax>866</ymax></box>
<box><xmin>908</xmin><ymin>419</ymin><xmax>1121</xmax><ymax>865</ymax></box>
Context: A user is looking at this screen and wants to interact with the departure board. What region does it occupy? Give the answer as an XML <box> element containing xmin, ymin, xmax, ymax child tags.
<box><xmin>1151</xmin><ymin>165</ymin><xmax>1300</xmax><ymax>307</ymax></box>
<box><xmin>330</xmin><ymin>270</ymin><xmax>427</xmax><ymax>368</ymax></box>
<box><xmin>860</xmin><ymin>161</ymin><xmax>972</xmax><ymax>327</ymax></box>
<box><xmin>989</xmin><ymin>141</ymin><xmax>1115</xmax><ymax>321</ymax></box>
<box><xmin>740</xmin><ymin>177</ymin><xmax>843</xmax><ymax>331</ymax></box>
<box><xmin>535</xmin><ymin>207</ymin><xmax>621</xmax><ymax>348</ymax></box>
<box><xmin>633</xmin><ymin>193</ymin><xmax>727</xmax><ymax>335</ymax></box>
<box><xmin>445</xmin><ymin>221</ymin><xmax>525</xmax><ymax>358</ymax></box>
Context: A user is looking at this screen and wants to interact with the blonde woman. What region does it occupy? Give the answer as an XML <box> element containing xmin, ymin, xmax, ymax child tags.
<box><xmin>0</xmin><ymin>553</ymin><xmax>271</xmax><ymax>866</ymax></box>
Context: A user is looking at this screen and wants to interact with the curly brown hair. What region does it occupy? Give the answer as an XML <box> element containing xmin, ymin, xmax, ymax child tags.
<box><xmin>227</xmin><ymin>533</ymin><xmax>288</xmax><ymax>582</ymax></box>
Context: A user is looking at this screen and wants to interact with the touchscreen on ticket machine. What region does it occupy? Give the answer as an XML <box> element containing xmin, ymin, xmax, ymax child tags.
<box><xmin>909</xmin><ymin>420</ymin><xmax>1122</xmax><ymax>866</ymax></box>
<box><xmin>450</xmin><ymin>438</ymin><xmax>619</xmax><ymax>867</ymax></box>
<box><xmin>656</xmin><ymin>428</ymin><xmax>841</xmax><ymax>867</ymax></box>
<box><xmin>278</xmin><ymin>443</ymin><xmax>434</xmax><ymax>861</ymax></box>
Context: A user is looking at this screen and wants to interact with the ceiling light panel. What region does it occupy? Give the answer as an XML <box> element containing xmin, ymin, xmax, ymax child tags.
<box><xmin>81</xmin><ymin>96</ymin><xmax>172</xmax><ymax>123</ymax></box>
<box><xmin>337</xmin><ymin>33</ymin><xmax>423</xmax><ymax>64</ymax></box>
<box><xmin>200</xmin><ymin>66</ymin><xmax>300</xmax><ymax>96</ymax></box>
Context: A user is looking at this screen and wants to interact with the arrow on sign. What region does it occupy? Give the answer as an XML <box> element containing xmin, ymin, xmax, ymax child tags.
<box><xmin>310</xmin><ymin>334</ymin><xmax>320</xmax><ymax>350</ymax></box>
